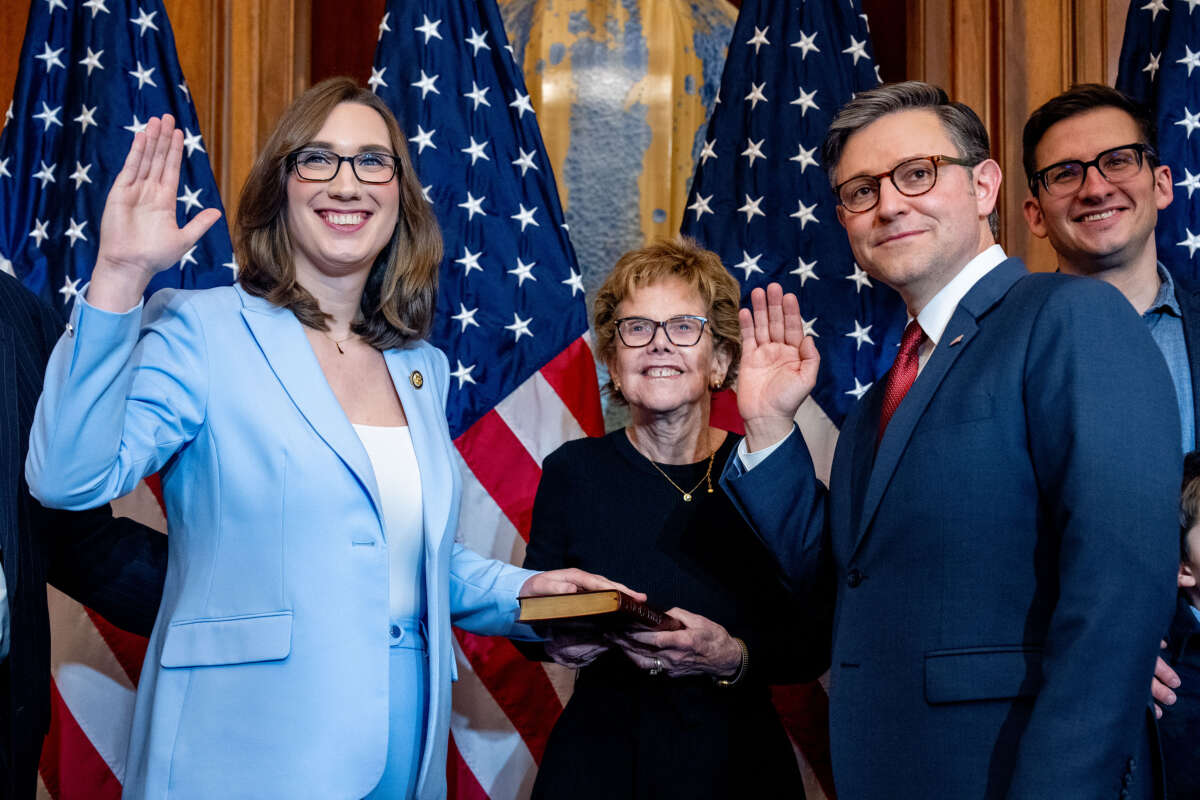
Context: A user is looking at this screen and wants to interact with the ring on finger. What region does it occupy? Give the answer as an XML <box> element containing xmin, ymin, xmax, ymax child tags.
<box><xmin>648</xmin><ymin>657</ymin><xmax>663</xmax><ymax>676</ymax></box>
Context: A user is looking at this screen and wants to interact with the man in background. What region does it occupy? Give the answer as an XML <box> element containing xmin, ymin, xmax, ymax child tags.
<box><xmin>1022</xmin><ymin>83</ymin><xmax>1200</xmax><ymax>720</ymax></box>
<box><xmin>1022</xmin><ymin>83</ymin><xmax>1200</xmax><ymax>453</ymax></box>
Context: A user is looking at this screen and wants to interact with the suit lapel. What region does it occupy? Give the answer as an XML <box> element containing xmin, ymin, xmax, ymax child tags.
<box><xmin>238</xmin><ymin>291</ymin><xmax>383</xmax><ymax>521</ymax></box>
<box><xmin>845</xmin><ymin>385</ymin><xmax>881</xmax><ymax>541</ymax></box>
<box><xmin>854</xmin><ymin>259</ymin><xmax>1027</xmax><ymax>554</ymax></box>
<box><xmin>386</xmin><ymin>348</ymin><xmax>453</xmax><ymax>558</ymax></box>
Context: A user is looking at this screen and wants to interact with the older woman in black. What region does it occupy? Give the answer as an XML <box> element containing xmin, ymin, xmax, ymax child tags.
<box><xmin>523</xmin><ymin>238</ymin><xmax>827</xmax><ymax>799</ymax></box>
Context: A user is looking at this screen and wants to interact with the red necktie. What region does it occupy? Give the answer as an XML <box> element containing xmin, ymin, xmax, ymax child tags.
<box><xmin>878</xmin><ymin>320</ymin><xmax>927</xmax><ymax>440</ymax></box>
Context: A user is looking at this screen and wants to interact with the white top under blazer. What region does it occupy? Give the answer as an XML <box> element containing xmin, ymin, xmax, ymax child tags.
<box><xmin>353</xmin><ymin>423</ymin><xmax>426</xmax><ymax>622</ymax></box>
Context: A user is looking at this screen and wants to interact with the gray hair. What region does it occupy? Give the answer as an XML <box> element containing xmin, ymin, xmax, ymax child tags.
<box><xmin>822</xmin><ymin>81</ymin><xmax>999</xmax><ymax>238</ymax></box>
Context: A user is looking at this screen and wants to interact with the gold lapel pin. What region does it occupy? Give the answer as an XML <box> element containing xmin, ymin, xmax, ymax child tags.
<box><xmin>410</xmin><ymin>370</ymin><xmax>424</xmax><ymax>389</ymax></box>
<box><xmin>948</xmin><ymin>334</ymin><xmax>964</xmax><ymax>346</ymax></box>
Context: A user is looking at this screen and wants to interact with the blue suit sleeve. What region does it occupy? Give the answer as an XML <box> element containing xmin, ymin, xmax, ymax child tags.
<box><xmin>720</xmin><ymin>424</ymin><xmax>831</xmax><ymax>594</ymax></box>
<box><xmin>26</xmin><ymin>290</ymin><xmax>208</xmax><ymax>510</ymax></box>
<box><xmin>448</xmin><ymin>543</ymin><xmax>539</xmax><ymax>639</ymax></box>
<box><xmin>1007</xmin><ymin>278</ymin><xmax>1180</xmax><ymax>796</ymax></box>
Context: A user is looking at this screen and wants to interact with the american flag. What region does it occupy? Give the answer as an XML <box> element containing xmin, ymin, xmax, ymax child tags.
<box><xmin>372</xmin><ymin>1</ymin><xmax>603</xmax><ymax>797</ymax></box>
<box><xmin>0</xmin><ymin>2</ymin><xmax>229</xmax><ymax>797</ymax></box>
<box><xmin>0</xmin><ymin>0</ymin><xmax>233</xmax><ymax>309</ymax></box>
<box><xmin>1116</xmin><ymin>0</ymin><xmax>1200</xmax><ymax>280</ymax></box>
<box><xmin>680</xmin><ymin>1</ymin><xmax>905</xmax><ymax>795</ymax></box>
<box><xmin>681</xmin><ymin>0</ymin><xmax>904</xmax><ymax>432</ymax></box>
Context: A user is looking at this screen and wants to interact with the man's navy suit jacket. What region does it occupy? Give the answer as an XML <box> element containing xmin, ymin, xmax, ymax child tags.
<box><xmin>0</xmin><ymin>272</ymin><xmax>165</xmax><ymax>798</ymax></box>
<box><xmin>723</xmin><ymin>259</ymin><xmax>1181</xmax><ymax>799</ymax></box>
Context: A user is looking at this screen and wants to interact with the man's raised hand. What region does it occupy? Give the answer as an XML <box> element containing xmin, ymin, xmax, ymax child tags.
<box><xmin>735</xmin><ymin>283</ymin><xmax>820</xmax><ymax>452</ymax></box>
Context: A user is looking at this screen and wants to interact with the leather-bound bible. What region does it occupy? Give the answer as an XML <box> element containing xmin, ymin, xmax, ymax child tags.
<box><xmin>518</xmin><ymin>590</ymin><xmax>684</xmax><ymax>631</ymax></box>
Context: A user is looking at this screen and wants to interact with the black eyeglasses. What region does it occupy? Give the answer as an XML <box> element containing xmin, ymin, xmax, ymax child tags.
<box><xmin>1029</xmin><ymin>143</ymin><xmax>1153</xmax><ymax>197</ymax></box>
<box><xmin>614</xmin><ymin>315</ymin><xmax>709</xmax><ymax>348</ymax></box>
<box><xmin>288</xmin><ymin>148</ymin><xmax>399</xmax><ymax>184</ymax></box>
<box><xmin>835</xmin><ymin>154</ymin><xmax>976</xmax><ymax>213</ymax></box>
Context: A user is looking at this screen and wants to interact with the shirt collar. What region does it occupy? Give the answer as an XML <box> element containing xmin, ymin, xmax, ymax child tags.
<box><xmin>1146</xmin><ymin>262</ymin><xmax>1181</xmax><ymax>317</ymax></box>
<box><xmin>914</xmin><ymin>244</ymin><xmax>1007</xmax><ymax>347</ymax></box>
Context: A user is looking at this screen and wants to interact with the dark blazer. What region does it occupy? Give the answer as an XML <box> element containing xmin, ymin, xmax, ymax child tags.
<box><xmin>1158</xmin><ymin>593</ymin><xmax>1200</xmax><ymax>799</ymax></box>
<box><xmin>723</xmin><ymin>259</ymin><xmax>1181</xmax><ymax>799</ymax></box>
<box><xmin>1172</xmin><ymin>273</ymin><xmax>1200</xmax><ymax>450</ymax></box>
<box><xmin>0</xmin><ymin>272</ymin><xmax>165</xmax><ymax>798</ymax></box>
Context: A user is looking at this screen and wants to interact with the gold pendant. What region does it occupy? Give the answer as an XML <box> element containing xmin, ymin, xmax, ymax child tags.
<box><xmin>682</xmin><ymin>493</ymin><xmax>692</xmax><ymax>502</ymax></box>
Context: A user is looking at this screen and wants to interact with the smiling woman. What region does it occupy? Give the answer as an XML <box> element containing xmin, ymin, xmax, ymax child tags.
<box><xmin>23</xmin><ymin>76</ymin><xmax>633</xmax><ymax>799</ymax></box>
<box><xmin>520</xmin><ymin>237</ymin><xmax>824</xmax><ymax>799</ymax></box>
<box><xmin>235</xmin><ymin>79</ymin><xmax>438</xmax><ymax>352</ymax></box>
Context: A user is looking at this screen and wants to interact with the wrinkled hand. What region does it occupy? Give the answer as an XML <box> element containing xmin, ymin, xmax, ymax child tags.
<box><xmin>544</xmin><ymin>627</ymin><xmax>611</xmax><ymax>669</ymax></box>
<box><xmin>1152</xmin><ymin>645</ymin><xmax>1180</xmax><ymax>718</ymax></box>
<box><xmin>89</xmin><ymin>115</ymin><xmax>221</xmax><ymax>311</ymax></box>
<box><xmin>519</xmin><ymin>568</ymin><xmax>645</xmax><ymax>602</ymax></box>
<box><xmin>614</xmin><ymin>607</ymin><xmax>742</xmax><ymax>679</ymax></box>
<box><xmin>736</xmin><ymin>283</ymin><xmax>820</xmax><ymax>452</ymax></box>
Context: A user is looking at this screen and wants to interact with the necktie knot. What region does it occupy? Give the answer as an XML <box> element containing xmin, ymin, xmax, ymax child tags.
<box><xmin>878</xmin><ymin>320</ymin><xmax>926</xmax><ymax>440</ymax></box>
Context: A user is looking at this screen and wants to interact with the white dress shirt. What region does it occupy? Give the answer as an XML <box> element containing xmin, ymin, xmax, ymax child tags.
<box><xmin>739</xmin><ymin>244</ymin><xmax>1009</xmax><ymax>469</ymax></box>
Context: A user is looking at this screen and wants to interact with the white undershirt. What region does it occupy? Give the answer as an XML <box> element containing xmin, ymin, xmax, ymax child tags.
<box><xmin>353</xmin><ymin>424</ymin><xmax>426</xmax><ymax>621</ymax></box>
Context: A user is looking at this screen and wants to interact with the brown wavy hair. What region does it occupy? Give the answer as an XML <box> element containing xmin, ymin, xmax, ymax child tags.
<box><xmin>235</xmin><ymin>77</ymin><xmax>442</xmax><ymax>349</ymax></box>
<box><xmin>593</xmin><ymin>237</ymin><xmax>741</xmax><ymax>404</ymax></box>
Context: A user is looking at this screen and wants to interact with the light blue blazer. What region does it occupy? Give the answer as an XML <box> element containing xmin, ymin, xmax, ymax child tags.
<box><xmin>26</xmin><ymin>285</ymin><xmax>538</xmax><ymax>799</ymax></box>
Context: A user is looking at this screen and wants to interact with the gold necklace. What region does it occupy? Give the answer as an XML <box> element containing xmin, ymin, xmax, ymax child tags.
<box><xmin>322</xmin><ymin>330</ymin><xmax>356</xmax><ymax>354</ymax></box>
<box><xmin>644</xmin><ymin>445</ymin><xmax>717</xmax><ymax>502</ymax></box>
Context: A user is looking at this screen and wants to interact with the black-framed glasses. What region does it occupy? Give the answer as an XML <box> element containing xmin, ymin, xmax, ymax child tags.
<box><xmin>1029</xmin><ymin>143</ymin><xmax>1153</xmax><ymax>197</ymax></box>
<box><xmin>614</xmin><ymin>315</ymin><xmax>709</xmax><ymax>347</ymax></box>
<box><xmin>835</xmin><ymin>154</ymin><xmax>976</xmax><ymax>213</ymax></box>
<box><xmin>288</xmin><ymin>148</ymin><xmax>399</xmax><ymax>184</ymax></box>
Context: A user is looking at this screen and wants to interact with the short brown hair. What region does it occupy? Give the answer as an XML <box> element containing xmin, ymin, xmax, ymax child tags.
<box><xmin>822</xmin><ymin>81</ymin><xmax>999</xmax><ymax>238</ymax></box>
<box><xmin>593</xmin><ymin>237</ymin><xmax>741</xmax><ymax>403</ymax></box>
<box><xmin>1022</xmin><ymin>84</ymin><xmax>1157</xmax><ymax>193</ymax></box>
<box><xmin>235</xmin><ymin>77</ymin><xmax>442</xmax><ymax>349</ymax></box>
<box><xmin>1181</xmin><ymin>452</ymin><xmax>1200</xmax><ymax>559</ymax></box>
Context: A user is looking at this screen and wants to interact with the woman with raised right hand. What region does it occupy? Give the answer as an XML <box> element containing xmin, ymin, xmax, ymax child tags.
<box><xmin>26</xmin><ymin>77</ymin><xmax>633</xmax><ymax>800</ymax></box>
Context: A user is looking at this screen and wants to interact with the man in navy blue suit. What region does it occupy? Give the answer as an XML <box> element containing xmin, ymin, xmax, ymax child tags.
<box><xmin>722</xmin><ymin>81</ymin><xmax>1180</xmax><ymax>798</ymax></box>
<box><xmin>0</xmin><ymin>271</ymin><xmax>165</xmax><ymax>798</ymax></box>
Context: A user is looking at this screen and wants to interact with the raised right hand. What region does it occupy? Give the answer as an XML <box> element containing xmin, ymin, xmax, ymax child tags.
<box><xmin>736</xmin><ymin>283</ymin><xmax>820</xmax><ymax>452</ymax></box>
<box><xmin>88</xmin><ymin>114</ymin><xmax>221</xmax><ymax>312</ymax></box>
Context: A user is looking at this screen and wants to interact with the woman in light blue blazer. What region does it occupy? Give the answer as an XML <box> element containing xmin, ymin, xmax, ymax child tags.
<box><xmin>25</xmin><ymin>78</ymin><xmax>629</xmax><ymax>799</ymax></box>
